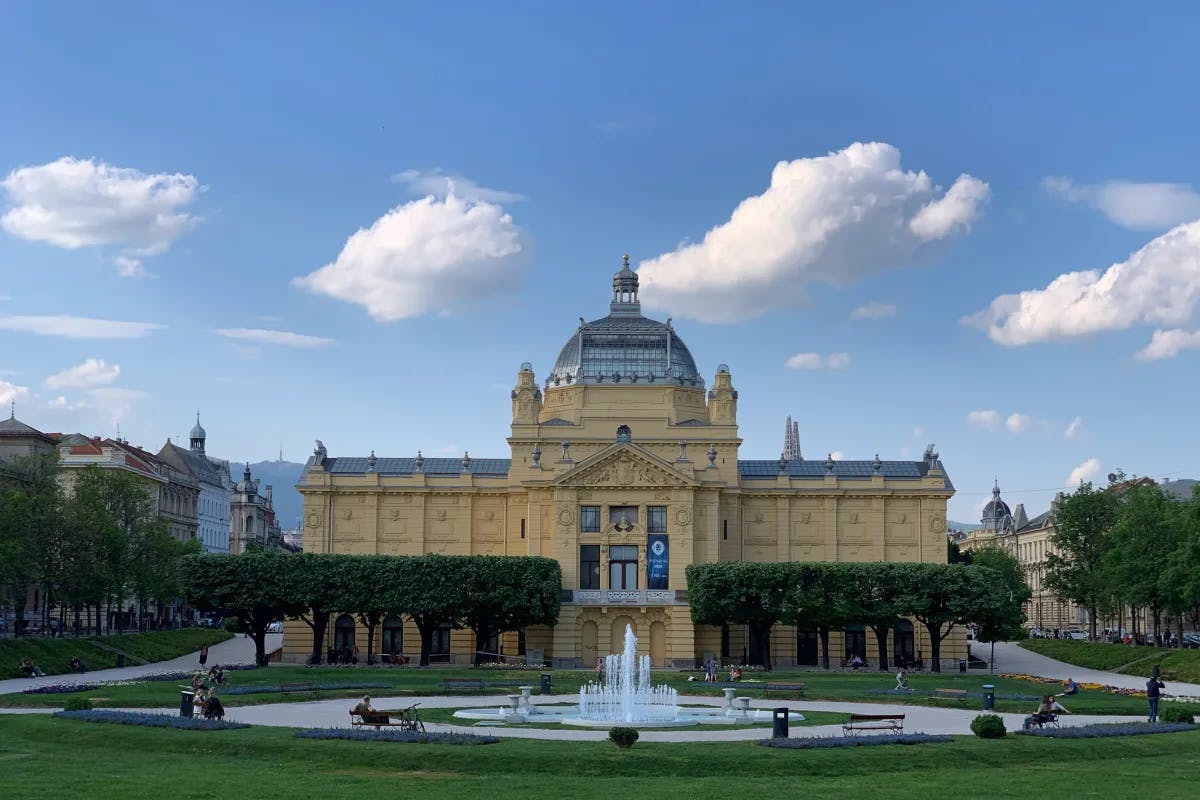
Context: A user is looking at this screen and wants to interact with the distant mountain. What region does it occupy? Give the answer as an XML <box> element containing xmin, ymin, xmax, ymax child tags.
<box><xmin>948</xmin><ymin>520</ymin><xmax>982</xmax><ymax>532</ymax></box>
<box><xmin>1162</xmin><ymin>479</ymin><xmax>1197</xmax><ymax>500</ymax></box>
<box><xmin>229</xmin><ymin>460</ymin><xmax>306</xmax><ymax>528</ymax></box>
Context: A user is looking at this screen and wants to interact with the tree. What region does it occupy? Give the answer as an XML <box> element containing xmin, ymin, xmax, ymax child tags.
<box><xmin>341</xmin><ymin>556</ymin><xmax>398</xmax><ymax>666</ymax></box>
<box><xmin>842</xmin><ymin>563</ymin><xmax>906</xmax><ymax>671</ymax></box>
<box><xmin>286</xmin><ymin>553</ymin><xmax>347</xmax><ymax>664</ymax></box>
<box><xmin>897</xmin><ymin>563</ymin><xmax>987</xmax><ymax>672</ymax></box>
<box><xmin>1046</xmin><ymin>482</ymin><xmax>1119</xmax><ymax>641</ymax></box>
<box><xmin>182</xmin><ymin>552</ymin><xmax>291</xmax><ymax>666</ymax></box>
<box><xmin>785</xmin><ymin>563</ymin><xmax>852</xmax><ymax>670</ymax></box>
<box><xmin>969</xmin><ymin>548</ymin><xmax>1031</xmax><ymax>671</ymax></box>
<box><xmin>1107</xmin><ymin>483</ymin><xmax>1180</xmax><ymax>642</ymax></box>
<box><xmin>395</xmin><ymin>555</ymin><xmax>470</xmax><ymax>667</ymax></box>
<box><xmin>686</xmin><ymin>562</ymin><xmax>791</xmax><ymax>669</ymax></box>
<box><xmin>458</xmin><ymin>556</ymin><xmax>561</xmax><ymax>665</ymax></box>
<box><xmin>0</xmin><ymin>454</ymin><xmax>61</xmax><ymax>635</ymax></box>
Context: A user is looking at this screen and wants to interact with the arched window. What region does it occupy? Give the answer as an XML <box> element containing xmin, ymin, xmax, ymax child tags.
<box><xmin>382</xmin><ymin>615</ymin><xmax>404</xmax><ymax>656</ymax></box>
<box><xmin>893</xmin><ymin>620</ymin><xmax>915</xmax><ymax>667</ymax></box>
<box><xmin>844</xmin><ymin>624</ymin><xmax>866</xmax><ymax>661</ymax></box>
<box><xmin>334</xmin><ymin>614</ymin><xmax>356</xmax><ymax>652</ymax></box>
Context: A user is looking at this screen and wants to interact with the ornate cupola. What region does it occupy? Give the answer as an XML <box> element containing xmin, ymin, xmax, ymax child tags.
<box><xmin>611</xmin><ymin>254</ymin><xmax>641</xmax><ymax>317</ymax></box>
<box><xmin>189</xmin><ymin>412</ymin><xmax>206</xmax><ymax>454</ymax></box>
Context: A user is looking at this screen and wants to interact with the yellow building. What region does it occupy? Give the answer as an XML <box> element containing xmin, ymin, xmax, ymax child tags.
<box><xmin>293</xmin><ymin>262</ymin><xmax>960</xmax><ymax>668</ymax></box>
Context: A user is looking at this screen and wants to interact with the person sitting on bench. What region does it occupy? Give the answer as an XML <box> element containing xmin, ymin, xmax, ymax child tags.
<box><xmin>353</xmin><ymin>695</ymin><xmax>390</xmax><ymax>725</ymax></box>
<box><xmin>728</xmin><ymin>666</ymin><xmax>743</xmax><ymax>681</ymax></box>
<box><xmin>1023</xmin><ymin>695</ymin><xmax>1064</xmax><ymax>730</ymax></box>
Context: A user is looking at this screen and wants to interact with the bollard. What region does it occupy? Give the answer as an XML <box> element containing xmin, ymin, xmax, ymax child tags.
<box><xmin>772</xmin><ymin>707</ymin><xmax>789</xmax><ymax>738</ymax></box>
<box><xmin>958</xmin><ymin>658</ymin><xmax>967</xmax><ymax>674</ymax></box>
<box><xmin>540</xmin><ymin>672</ymin><xmax>552</xmax><ymax>694</ymax></box>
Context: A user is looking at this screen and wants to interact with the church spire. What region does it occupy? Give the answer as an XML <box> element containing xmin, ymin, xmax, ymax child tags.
<box><xmin>782</xmin><ymin>415</ymin><xmax>802</xmax><ymax>461</ymax></box>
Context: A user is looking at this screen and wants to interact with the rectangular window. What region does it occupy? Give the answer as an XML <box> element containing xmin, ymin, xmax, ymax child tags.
<box><xmin>609</xmin><ymin>505</ymin><xmax>638</xmax><ymax>529</ymax></box>
<box><xmin>609</xmin><ymin>544</ymin><xmax>638</xmax><ymax>590</ymax></box>
<box><xmin>647</xmin><ymin>506</ymin><xmax>667</xmax><ymax>533</ymax></box>
<box><xmin>580</xmin><ymin>545</ymin><xmax>600</xmax><ymax>590</ymax></box>
<box><xmin>580</xmin><ymin>505</ymin><xmax>601</xmax><ymax>533</ymax></box>
<box><xmin>431</xmin><ymin>624</ymin><xmax>452</xmax><ymax>658</ymax></box>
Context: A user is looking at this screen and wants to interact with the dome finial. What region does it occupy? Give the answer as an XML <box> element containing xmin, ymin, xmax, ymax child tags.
<box><xmin>622</xmin><ymin>253</ymin><xmax>630</xmax><ymax>269</ymax></box>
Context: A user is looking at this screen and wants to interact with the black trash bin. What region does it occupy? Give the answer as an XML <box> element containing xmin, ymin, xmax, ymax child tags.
<box><xmin>982</xmin><ymin>684</ymin><xmax>996</xmax><ymax>710</ymax></box>
<box><xmin>772</xmin><ymin>707</ymin><xmax>789</xmax><ymax>739</ymax></box>
<box><xmin>958</xmin><ymin>658</ymin><xmax>967</xmax><ymax>674</ymax></box>
<box><xmin>116</xmin><ymin>653</ymin><xmax>126</xmax><ymax>668</ymax></box>
<box><xmin>180</xmin><ymin>690</ymin><xmax>194</xmax><ymax>718</ymax></box>
<box><xmin>540</xmin><ymin>672</ymin><xmax>551</xmax><ymax>694</ymax></box>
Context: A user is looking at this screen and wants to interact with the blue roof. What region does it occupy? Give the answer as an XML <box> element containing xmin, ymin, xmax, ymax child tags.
<box><xmin>324</xmin><ymin>457</ymin><xmax>511</xmax><ymax>477</ymax></box>
<box><xmin>739</xmin><ymin>459</ymin><xmax>931</xmax><ymax>480</ymax></box>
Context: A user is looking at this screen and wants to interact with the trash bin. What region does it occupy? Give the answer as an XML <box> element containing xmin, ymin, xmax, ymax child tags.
<box><xmin>180</xmin><ymin>690</ymin><xmax>195</xmax><ymax>718</ymax></box>
<box><xmin>116</xmin><ymin>653</ymin><xmax>126</xmax><ymax>668</ymax></box>
<box><xmin>958</xmin><ymin>658</ymin><xmax>967</xmax><ymax>674</ymax></box>
<box><xmin>772</xmin><ymin>707</ymin><xmax>789</xmax><ymax>739</ymax></box>
<box><xmin>982</xmin><ymin>684</ymin><xmax>995</xmax><ymax>710</ymax></box>
<box><xmin>540</xmin><ymin>672</ymin><xmax>552</xmax><ymax>694</ymax></box>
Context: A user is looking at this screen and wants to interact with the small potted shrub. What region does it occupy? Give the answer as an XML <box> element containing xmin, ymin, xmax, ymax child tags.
<box><xmin>63</xmin><ymin>697</ymin><xmax>93</xmax><ymax>712</ymax></box>
<box><xmin>608</xmin><ymin>726</ymin><xmax>639</xmax><ymax>749</ymax></box>
<box><xmin>970</xmin><ymin>713</ymin><xmax>1006</xmax><ymax>738</ymax></box>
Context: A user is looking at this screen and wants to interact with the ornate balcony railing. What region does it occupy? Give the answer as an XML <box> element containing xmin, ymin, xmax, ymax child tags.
<box><xmin>561</xmin><ymin>589</ymin><xmax>685</xmax><ymax>606</ymax></box>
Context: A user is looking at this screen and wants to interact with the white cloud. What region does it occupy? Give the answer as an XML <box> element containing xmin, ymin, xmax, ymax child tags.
<box><xmin>967</xmin><ymin>410</ymin><xmax>1001</xmax><ymax>431</ymax></box>
<box><xmin>1005</xmin><ymin>413</ymin><xmax>1032</xmax><ymax>434</ymax></box>
<box><xmin>293</xmin><ymin>191</ymin><xmax>527</xmax><ymax>321</ymax></box>
<box><xmin>636</xmin><ymin>142</ymin><xmax>988</xmax><ymax>322</ymax></box>
<box><xmin>83</xmin><ymin>387</ymin><xmax>147</xmax><ymax>426</ymax></box>
<box><xmin>851</xmin><ymin>301</ymin><xmax>898</xmax><ymax>319</ymax></box>
<box><xmin>964</xmin><ymin>220</ymin><xmax>1200</xmax><ymax>355</ymax></box>
<box><xmin>1067</xmin><ymin>457</ymin><xmax>1102</xmax><ymax>486</ymax></box>
<box><xmin>0</xmin><ymin>315</ymin><xmax>164</xmax><ymax>339</ymax></box>
<box><xmin>45</xmin><ymin>358</ymin><xmax>120</xmax><ymax>390</ymax></box>
<box><xmin>214</xmin><ymin>328</ymin><xmax>335</xmax><ymax>348</ymax></box>
<box><xmin>114</xmin><ymin>255</ymin><xmax>148</xmax><ymax>278</ymax></box>
<box><xmin>1044</xmin><ymin>177</ymin><xmax>1200</xmax><ymax>231</ymax></box>
<box><xmin>0</xmin><ymin>380</ymin><xmax>30</xmax><ymax>407</ymax></box>
<box><xmin>829</xmin><ymin>450</ymin><xmax>845</xmax><ymax>461</ymax></box>
<box><xmin>785</xmin><ymin>352</ymin><xmax>851</xmax><ymax>370</ymax></box>
<box><xmin>1063</xmin><ymin>416</ymin><xmax>1083</xmax><ymax>439</ymax></box>
<box><xmin>391</xmin><ymin>169</ymin><xmax>526</xmax><ymax>204</ymax></box>
<box><xmin>1</xmin><ymin>157</ymin><xmax>201</xmax><ymax>273</ymax></box>
<box><xmin>1135</xmin><ymin>328</ymin><xmax>1200</xmax><ymax>361</ymax></box>
<box><xmin>47</xmin><ymin>395</ymin><xmax>84</xmax><ymax>411</ymax></box>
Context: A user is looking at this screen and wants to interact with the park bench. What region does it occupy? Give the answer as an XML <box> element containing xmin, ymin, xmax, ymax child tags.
<box><xmin>439</xmin><ymin>678</ymin><xmax>525</xmax><ymax>691</ymax></box>
<box><xmin>350</xmin><ymin>703</ymin><xmax>425</xmax><ymax>732</ymax></box>
<box><xmin>843</xmin><ymin>713</ymin><xmax>905</xmax><ymax>735</ymax></box>
<box><xmin>280</xmin><ymin>682</ymin><xmax>319</xmax><ymax>698</ymax></box>
<box><xmin>928</xmin><ymin>688</ymin><xmax>967</xmax><ymax>703</ymax></box>
<box><xmin>762</xmin><ymin>682</ymin><xmax>807</xmax><ymax>699</ymax></box>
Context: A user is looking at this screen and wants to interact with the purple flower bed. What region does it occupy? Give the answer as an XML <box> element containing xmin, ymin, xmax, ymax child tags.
<box><xmin>760</xmin><ymin>733</ymin><xmax>954</xmax><ymax>749</ymax></box>
<box><xmin>53</xmin><ymin>710</ymin><xmax>249</xmax><ymax>730</ymax></box>
<box><xmin>295</xmin><ymin>728</ymin><xmax>497</xmax><ymax>745</ymax></box>
<box><xmin>1017</xmin><ymin>722</ymin><xmax>1197</xmax><ymax>739</ymax></box>
<box><xmin>864</xmin><ymin>688</ymin><xmax>1040</xmax><ymax>701</ymax></box>
<box><xmin>23</xmin><ymin>683</ymin><xmax>101</xmax><ymax>695</ymax></box>
<box><xmin>223</xmin><ymin>681</ymin><xmax>390</xmax><ymax>696</ymax></box>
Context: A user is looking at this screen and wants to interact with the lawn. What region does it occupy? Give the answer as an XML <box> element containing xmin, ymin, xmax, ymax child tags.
<box><xmin>0</xmin><ymin>664</ymin><xmax>1152</xmax><ymax>716</ymax></box>
<box><xmin>1020</xmin><ymin>640</ymin><xmax>1200</xmax><ymax>683</ymax></box>
<box><xmin>0</xmin><ymin>629</ymin><xmax>232</xmax><ymax>678</ymax></box>
<box><xmin>0</xmin><ymin>714</ymin><xmax>1197</xmax><ymax>799</ymax></box>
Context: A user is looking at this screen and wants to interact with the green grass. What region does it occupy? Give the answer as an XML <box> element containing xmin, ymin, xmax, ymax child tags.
<box><xmin>415</xmin><ymin>705</ymin><xmax>850</xmax><ymax>730</ymax></box>
<box><xmin>1019</xmin><ymin>640</ymin><xmax>1200</xmax><ymax>683</ymax></box>
<box><xmin>0</xmin><ymin>664</ymin><xmax>1152</xmax><ymax>715</ymax></box>
<box><xmin>0</xmin><ymin>629</ymin><xmax>232</xmax><ymax>678</ymax></box>
<box><xmin>0</xmin><ymin>714</ymin><xmax>1197</xmax><ymax>799</ymax></box>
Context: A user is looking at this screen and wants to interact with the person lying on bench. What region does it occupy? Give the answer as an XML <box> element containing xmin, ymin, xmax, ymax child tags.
<box><xmin>353</xmin><ymin>695</ymin><xmax>390</xmax><ymax>725</ymax></box>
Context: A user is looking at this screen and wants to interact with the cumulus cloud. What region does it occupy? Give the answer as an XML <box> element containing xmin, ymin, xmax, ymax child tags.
<box><xmin>829</xmin><ymin>450</ymin><xmax>845</xmax><ymax>461</ymax></box>
<box><xmin>391</xmin><ymin>169</ymin><xmax>526</xmax><ymax>204</ymax></box>
<box><xmin>0</xmin><ymin>380</ymin><xmax>30</xmax><ymax>407</ymax></box>
<box><xmin>636</xmin><ymin>142</ymin><xmax>988</xmax><ymax>321</ymax></box>
<box><xmin>1135</xmin><ymin>328</ymin><xmax>1200</xmax><ymax>361</ymax></box>
<box><xmin>964</xmin><ymin>221</ymin><xmax>1200</xmax><ymax>355</ymax></box>
<box><xmin>1044</xmin><ymin>177</ymin><xmax>1200</xmax><ymax>231</ymax></box>
<box><xmin>1063</xmin><ymin>416</ymin><xmax>1083</xmax><ymax>439</ymax></box>
<box><xmin>0</xmin><ymin>315</ymin><xmax>164</xmax><ymax>339</ymax></box>
<box><xmin>83</xmin><ymin>387</ymin><xmax>147</xmax><ymax>426</ymax></box>
<box><xmin>851</xmin><ymin>301</ymin><xmax>898</xmax><ymax>319</ymax></box>
<box><xmin>214</xmin><ymin>328</ymin><xmax>335</xmax><ymax>348</ymax></box>
<box><xmin>293</xmin><ymin>191</ymin><xmax>527</xmax><ymax>321</ymax></box>
<box><xmin>1</xmin><ymin>156</ymin><xmax>202</xmax><ymax>274</ymax></box>
<box><xmin>45</xmin><ymin>358</ymin><xmax>120</xmax><ymax>390</ymax></box>
<box><xmin>114</xmin><ymin>255</ymin><xmax>148</xmax><ymax>277</ymax></box>
<box><xmin>1067</xmin><ymin>457</ymin><xmax>1102</xmax><ymax>486</ymax></box>
<box><xmin>1005</xmin><ymin>413</ymin><xmax>1032</xmax><ymax>434</ymax></box>
<box><xmin>785</xmin><ymin>352</ymin><xmax>851</xmax><ymax>370</ymax></box>
<box><xmin>967</xmin><ymin>410</ymin><xmax>1001</xmax><ymax>431</ymax></box>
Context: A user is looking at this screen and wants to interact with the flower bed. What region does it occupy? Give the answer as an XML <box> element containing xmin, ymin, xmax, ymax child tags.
<box><xmin>222</xmin><ymin>681</ymin><xmax>390</xmax><ymax>696</ymax></box>
<box><xmin>23</xmin><ymin>682</ymin><xmax>101</xmax><ymax>695</ymax></box>
<box><xmin>760</xmin><ymin>733</ymin><xmax>953</xmax><ymax>749</ymax></box>
<box><xmin>295</xmin><ymin>728</ymin><xmax>497</xmax><ymax>745</ymax></box>
<box><xmin>53</xmin><ymin>710</ymin><xmax>249</xmax><ymax>730</ymax></box>
<box><xmin>863</xmin><ymin>688</ymin><xmax>1040</xmax><ymax>701</ymax></box>
<box><xmin>1017</xmin><ymin>722</ymin><xmax>1197</xmax><ymax>739</ymax></box>
<box><xmin>999</xmin><ymin>674</ymin><xmax>1147</xmax><ymax>697</ymax></box>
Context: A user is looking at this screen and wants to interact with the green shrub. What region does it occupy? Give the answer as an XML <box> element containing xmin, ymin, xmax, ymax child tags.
<box><xmin>63</xmin><ymin>696</ymin><xmax>93</xmax><ymax>712</ymax></box>
<box><xmin>222</xmin><ymin>618</ymin><xmax>244</xmax><ymax>634</ymax></box>
<box><xmin>608</xmin><ymin>726</ymin><xmax>639</xmax><ymax>749</ymax></box>
<box><xmin>970</xmin><ymin>713</ymin><xmax>1007</xmax><ymax>738</ymax></box>
<box><xmin>1160</xmin><ymin>704</ymin><xmax>1197</xmax><ymax>724</ymax></box>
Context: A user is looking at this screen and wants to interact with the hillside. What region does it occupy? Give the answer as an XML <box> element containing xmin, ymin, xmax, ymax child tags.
<box><xmin>229</xmin><ymin>460</ymin><xmax>305</xmax><ymax>527</ymax></box>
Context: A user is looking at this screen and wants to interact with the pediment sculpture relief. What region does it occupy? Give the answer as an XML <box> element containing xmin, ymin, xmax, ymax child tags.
<box><xmin>575</xmin><ymin>453</ymin><xmax>674</xmax><ymax>487</ymax></box>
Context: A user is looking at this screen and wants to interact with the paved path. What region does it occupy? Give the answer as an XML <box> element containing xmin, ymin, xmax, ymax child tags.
<box><xmin>970</xmin><ymin>640</ymin><xmax>1200</xmax><ymax>698</ymax></box>
<box><xmin>0</xmin><ymin>633</ymin><xmax>282</xmax><ymax>696</ymax></box>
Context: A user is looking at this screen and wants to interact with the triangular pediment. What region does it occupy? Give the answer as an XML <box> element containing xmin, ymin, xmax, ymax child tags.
<box><xmin>555</xmin><ymin>443</ymin><xmax>696</xmax><ymax>488</ymax></box>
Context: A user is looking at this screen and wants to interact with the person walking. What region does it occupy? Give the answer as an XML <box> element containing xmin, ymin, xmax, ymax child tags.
<box><xmin>199</xmin><ymin>645</ymin><xmax>209</xmax><ymax>667</ymax></box>
<box><xmin>1147</xmin><ymin>670</ymin><xmax>1166</xmax><ymax>723</ymax></box>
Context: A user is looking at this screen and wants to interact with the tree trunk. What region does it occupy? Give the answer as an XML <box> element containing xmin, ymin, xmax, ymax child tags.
<box><xmin>870</xmin><ymin>625</ymin><xmax>890</xmax><ymax>672</ymax></box>
<box><xmin>416</xmin><ymin>622</ymin><xmax>434</xmax><ymax>667</ymax></box>
<box><xmin>818</xmin><ymin>627</ymin><xmax>831</xmax><ymax>670</ymax></box>
<box><xmin>474</xmin><ymin>626</ymin><xmax>493</xmax><ymax>666</ymax></box>
<box><xmin>923</xmin><ymin>622</ymin><xmax>943</xmax><ymax>672</ymax></box>
<box><xmin>749</xmin><ymin>622</ymin><xmax>772</xmax><ymax>670</ymax></box>
<box><xmin>13</xmin><ymin>594</ymin><xmax>26</xmax><ymax>637</ymax></box>
<box><xmin>1089</xmin><ymin>606</ymin><xmax>1098</xmax><ymax>641</ymax></box>
<box><xmin>365</xmin><ymin>620</ymin><xmax>378</xmax><ymax>666</ymax></box>
<box><xmin>306</xmin><ymin>611</ymin><xmax>330</xmax><ymax>665</ymax></box>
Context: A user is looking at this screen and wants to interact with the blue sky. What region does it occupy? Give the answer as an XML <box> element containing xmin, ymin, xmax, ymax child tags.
<box><xmin>2</xmin><ymin>2</ymin><xmax>1199</xmax><ymax>523</ymax></box>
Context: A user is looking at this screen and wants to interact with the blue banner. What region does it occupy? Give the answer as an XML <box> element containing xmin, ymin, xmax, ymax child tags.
<box><xmin>647</xmin><ymin>534</ymin><xmax>669</xmax><ymax>590</ymax></box>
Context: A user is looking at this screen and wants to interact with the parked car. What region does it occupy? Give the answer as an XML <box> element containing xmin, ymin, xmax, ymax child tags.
<box><xmin>1064</xmin><ymin>629</ymin><xmax>1088</xmax><ymax>641</ymax></box>
<box><xmin>266</xmin><ymin>620</ymin><xmax>284</xmax><ymax>633</ymax></box>
<box><xmin>1183</xmin><ymin>632</ymin><xmax>1200</xmax><ymax>649</ymax></box>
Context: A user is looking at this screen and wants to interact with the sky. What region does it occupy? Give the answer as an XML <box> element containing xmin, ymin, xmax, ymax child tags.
<box><xmin>2</xmin><ymin>2</ymin><xmax>1199</xmax><ymax>524</ymax></box>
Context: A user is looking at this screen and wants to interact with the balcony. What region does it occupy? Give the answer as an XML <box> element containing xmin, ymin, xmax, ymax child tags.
<box><xmin>561</xmin><ymin>589</ymin><xmax>686</xmax><ymax>606</ymax></box>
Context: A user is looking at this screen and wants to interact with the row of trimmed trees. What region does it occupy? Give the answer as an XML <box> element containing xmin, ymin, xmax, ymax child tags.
<box><xmin>686</xmin><ymin>559</ymin><xmax>1028</xmax><ymax>672</ymax></box>
<box><xmin>0</xmin><ymin>455</ymin><xmax>199</xmax><ymax>636</ymax></box>
<box><xmin>181</xmin><ymin>552</ymin><xmax>562</xmax><ymax>666</ymax></box>
<box><xmin>1047</xmin><ymin>480</ymin><xmax>1200</xmax><ymax>642</ymax></box>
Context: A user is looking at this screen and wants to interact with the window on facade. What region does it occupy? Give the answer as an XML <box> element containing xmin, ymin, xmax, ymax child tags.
<box><xmin>334</xmin><ymin>614</ymin><xmax>356</xmax><ymax>651</ymax></box>
<box><xmin>647</xmin><ymin>506</ymin><xmax>667</xmax><ymax>533</ymax></box>
<box><xmin>844</xmin><ymin>624</ymin><xmax>867</xmax><ymax>660</ymax></box>
<box><xmin>580</xmin><ymin>505</ymin><xmax>600</xmax><ymax>532</ymax></box>
<box><xmin>431</xmin><ymin>624</ymin><xmax>452</xmax><ymax>658</ymax></box>
<box><xmin>580</xmin><ymin>545</ymin><xmax>600</xmax><ymax>590</ymax></box>
<box><xmin>382</xmin><ymin>615</ymin><xmax>404</xmax><ymax>656</ymax></box>
<box><xmin>609</xmin><ymin>544</ymin><xmax>638</xmax><ymax>590</ymax></box>
<box><xmin>609</xmin><ymin>505</ymin><xmax>638</xmax><ymax>530</ymax></box>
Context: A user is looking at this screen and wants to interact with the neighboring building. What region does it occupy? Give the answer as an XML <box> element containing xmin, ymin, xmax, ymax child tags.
<box><xmin>293</xmin><ymin>263</ymin><xmax>958</xmax><ymax>668</ymax></box>
<box><xmin>158</xmin><ymin>414</ymin><xmax>232</xmax><ymax>554</ymax></box>
<box><xmin>0</xmin><ymin>408</ymin><xmax>57</xmax><ymax>462</ymax></box>
<box><xmin>229</xmin><ymin>463</ymin><xmax>283</xmax><ymax>553</ymax></box>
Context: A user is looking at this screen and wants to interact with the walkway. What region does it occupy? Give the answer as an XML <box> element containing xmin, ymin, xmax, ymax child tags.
<box><xmin>0</xmin><ymin>633</ymin><xmax>282</xmax><ymax>696</ymax></box>
<box><xmin>969</xmin><ymin>640</ymin><xmax>1200</xmax><ymax>697</ymax></box>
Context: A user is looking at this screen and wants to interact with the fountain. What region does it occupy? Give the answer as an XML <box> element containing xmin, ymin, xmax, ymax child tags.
<box><xmin>574</xmin><ymin>624</ymin><xmax>680</xmax><ymax>725</ymax></box>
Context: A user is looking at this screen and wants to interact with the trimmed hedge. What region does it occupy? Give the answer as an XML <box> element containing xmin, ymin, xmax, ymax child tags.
<box><xmin>970</xmin><ymin>714</ymin><xmax>1007</xmax><ymax>738</ymax></box>
<box><xmin>760</xmin><ymin>733</ymin><xmax>953</xmax><ymax>749</ymax></box>
<box><xmin>53</xmin><ymin>710</ymin><xmax>249</xmax><ymax>730</ymax></box>
<box><xmin>62</xmin><ymin>697</ymin><xmax>93</xmax><ymax>711</ymax></box>
<box><xmin>294</xmin><ymin>728</ymin><xmax>497</xmax><ymax>745</ymax></box>
<box><xmin>1160</xmin><ymin>704</ymin><xmax>1197</xmax><ymax>724</ymax></box>
<box><xmin>1017</xmin><ymin>722</ymin><xmax>1198</xmax><ymax>739</ymax></box>
<box><xmin>608</xmin><ymin>727</ymin><xmax>639</xmax><ymax>748</ymax></box>
<box><xmin>223</xmin><ymin>681</ymin><xmax>390</xmax><ymax>696</ymax></box>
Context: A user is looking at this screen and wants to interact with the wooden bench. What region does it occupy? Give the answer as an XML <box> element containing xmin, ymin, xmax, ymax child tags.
<box><xmin>843</xmin><ymin>713</ymin><xmax>905</xmax><ymax>735</ymax></box>
<box><xmin>280</xmin><ymin>682</ymin><xmax>319</xmax><ymax>698</ymax></box>
<box><xmin>928</xmin><ymin>688</ymin><xmax>968</xmax><ymax>702</ymax></box>
<box><xmin>439</xmin><ymin>678</ymin><xmax>526</xmax><ymax>692</ymax></box>
<box><xmin>762</xmin><ymin>682</ymin><xmax>807</xmax><ymax>698</ymax></box>
<box><xmin>1024</xmin><ymin>712</ymin><xmax>1060</xmax><ymax>730</ymax></box>
<box><xmin>350</xmin><ymin>704</ymin><xmax>425</xmax><ymax>733</ymax></box>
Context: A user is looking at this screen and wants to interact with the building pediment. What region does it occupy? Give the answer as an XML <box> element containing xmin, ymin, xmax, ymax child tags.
<box><xmin>555</xmin><ymin>443</ymin><xmax>696</xmax><ymax>488</ymax></box>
